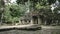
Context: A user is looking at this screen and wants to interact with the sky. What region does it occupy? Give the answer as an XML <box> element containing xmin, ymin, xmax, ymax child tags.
<box><xmin>10</xmin><ymin>0</ymin><xmax>16</xmax><ymax>3</ymax></box>
<box><xmin>4</xmin><ymin>0</ymin><xmax>16</xmax><ymax>4</ymax></box>
<box><xmin>4</xmin><ymin>0</ymin><xmax>17</xmax><ymax>5</ymax></box>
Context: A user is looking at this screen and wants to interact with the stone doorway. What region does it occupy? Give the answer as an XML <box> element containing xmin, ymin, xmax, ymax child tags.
<box><xmin>32</xmin><ymin>16</ymin><xmax>38</xmax><ymax>24</ymax></box>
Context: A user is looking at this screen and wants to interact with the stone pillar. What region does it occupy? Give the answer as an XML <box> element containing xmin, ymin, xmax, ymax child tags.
<box><xmin>44</xmin><ymin>18</ymin><xmax>47</xmax><ymax>25</ymax></box>
<box><xmin>19</xmin><ymin>20</ymin><xmax>21</xmax><ymax>25</ymax></box>
<box><xmin>27</xmin><ymin>21</ymin><xmax>29</xmax><ymax>24</ymax></box>
<box><xmin>22</xmin><ymin>20</ymin><xmax>25</xmax><ymax>25</ymax></box>
<box><xmin>30</xmin><ymin>18</ymin><xmax>33</xmax><ymax>24</ymax></box>
<box><xmin>45</xmin><ymin>20</ymin><xmax>47</xmax><ymax>25</ymax></box>
<box><xmin>38</xmin><ymin>16</ymin><xmax>41</xmax><ymax>25</ymax></box>
<box><xmin>56</xmin><ymin>20</ymin><xmax>58</xmax><ymax>25</ymax></box>
<box><xmin>19</xmin><ymin>20</ymin><xmax>23</xmax><ymax>25</ymax></box>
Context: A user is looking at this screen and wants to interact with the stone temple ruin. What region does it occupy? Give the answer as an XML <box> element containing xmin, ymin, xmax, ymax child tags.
<box><xmin>19</xmin><ymin>10</ymin><xmax>44</xmax><ymax>25</ymax></box>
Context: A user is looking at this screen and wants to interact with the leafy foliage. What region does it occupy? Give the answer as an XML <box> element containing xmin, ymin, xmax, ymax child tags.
<box><xmin>10</xmin><ymin>4</ymin><xmax>26</xmax><ymax>17</ymax></box>
<box><xmin>3</xmin><ymin>4</ymin><xmax>27</xmax><ymax>23</ymax></box>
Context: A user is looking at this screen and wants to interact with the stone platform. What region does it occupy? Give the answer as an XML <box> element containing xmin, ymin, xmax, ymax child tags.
<box><xmin>0</xmin><ymin>24</ymin><xmax>41</xmax><ymax>30</ymax></box>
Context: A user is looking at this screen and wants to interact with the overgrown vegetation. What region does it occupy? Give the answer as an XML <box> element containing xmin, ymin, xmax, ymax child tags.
<box><xmin>0</xmin><ymin>0</ymin><xmax>60</xmax><ymax>25</ymax></box>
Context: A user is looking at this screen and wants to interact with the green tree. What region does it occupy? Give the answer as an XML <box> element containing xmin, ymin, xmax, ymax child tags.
<box><xmin>4</xmin><ymin>3</ymin><xmax>27</xmax><ymax>24</ymax></box>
